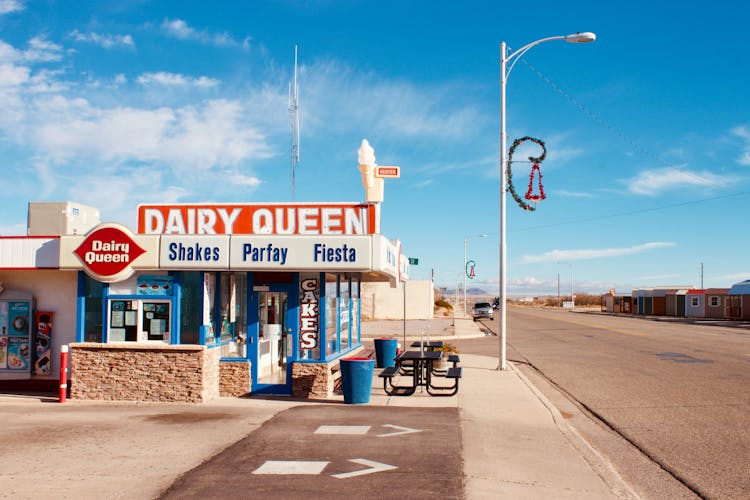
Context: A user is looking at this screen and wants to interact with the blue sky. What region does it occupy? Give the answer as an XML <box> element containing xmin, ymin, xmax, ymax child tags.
<box><xmin>1</xmin><ymin>0</ymin><xmax>749</xmax><ymax>296</ymax></box>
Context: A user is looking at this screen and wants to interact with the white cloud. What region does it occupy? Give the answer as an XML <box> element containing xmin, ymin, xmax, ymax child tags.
<box><xmin>226</xmin><ymin>173</ymin><xmax>262</xmax><ymax>187</ymax></box>
<box><xmin>0</xmin><ymin>62</ymin><xmax>29</xmax><ymax>86</ymax></box>
<box><xmin>302</xmin><ymin>60</ymin><xmax>486</xmax><ymax>141</ymax></box>
<box><xmin>69</xmin><ymin>30</ymin><xmax>135</xmax><ymax>49</ymax></box>
<box><xmin>732</xmin><ymin>125</ymin><xmax>750</xmax><ymax>140</ymax></box>
<box><xmin>554</xmin><ymin>190</ymin><xmax>595</xmax><ymax>198</ymax></box>
<box><xmin>137</xmin><ymin>72</ymin><xmax>219</xmax><ymax>88</ymax></box>
<box><xmin>29</xmin><ymin>97</ymin><xmax>272</xmax><ymax>169</ymax></box>
<box><xmin>624</xmin><ymin>167</ymin><xmax>726</xmax><ymax>195</ymax></box>
<box><xmin>0</xmin><ymin>40</ymin><xmax>21</xmax><ymax>62</ymax></box>
<box><xmin>23</xmin><ymin>37</ymin><xmax>63</xmax><ymax>63</ymax></box>
<box><xmin>733</xmin><ymin>125</ymin><xmax>750</xmax><ymax>165</ymax></box>
<box><xmin>522</xmin><ymin>242</ymin><xmax>676</xmax><ymax>264</ymax></box>
<box><xmin>636</xmin><ymin>273</ymin><xmax>682</xmax><ymax>282</ymax></box>
<box><xmin>718</xmin><ymin>272</ymin><xmax>750</xmax><ymax>283</ymax></box>
<box><xmin>161</xmin><ymin>18</ymin><xmax>237</xmax><ymax>47</ymax></box>
<box><xmin>0</xmin><ymin>34</ymin><xmax>489</xmax><ymax>231</ymax></box>
<box><xmin>0</xmin><ymin>0</ymin><xmax>23</xmax><ymax>15</ymax></box>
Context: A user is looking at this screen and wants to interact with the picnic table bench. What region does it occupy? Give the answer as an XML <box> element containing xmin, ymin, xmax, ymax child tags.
<box><xmin>379</xmin><ymin>351</ymin><xmax>461</xmax><ymax>397</ymax></box>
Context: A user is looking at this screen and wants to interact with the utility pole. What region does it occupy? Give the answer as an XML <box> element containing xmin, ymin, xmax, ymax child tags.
<box><xmin>289</xmin><ymin>45</ymin><xmax>300</xmax><ymax>200</ymax></box>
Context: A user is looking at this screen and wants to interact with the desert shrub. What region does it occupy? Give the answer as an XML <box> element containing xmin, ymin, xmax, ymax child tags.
<box><xmin>435</xmin><ymin>298</ymin><xmax>453</xmax><ymax>310</ymax></box>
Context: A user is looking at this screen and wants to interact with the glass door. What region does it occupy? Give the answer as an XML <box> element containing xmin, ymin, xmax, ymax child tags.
<box><xmin>250</xmin><ymin>283</ymin><xmax>295</xmax><ymax>394</ymax></box>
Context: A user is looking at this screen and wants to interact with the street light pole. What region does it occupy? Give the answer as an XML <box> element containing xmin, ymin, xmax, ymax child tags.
<box><xmin>464</xmin><ymin>236</ymin><xmax>468</xmax><ymax>316</ymax></box>
<box><xmin>498</xmin><ymin>32</ymin><xmax>595</xmax><ymax>371</ymax></box>
<box><xmin>570</xmin><ymin>263</ymin><xmax>575</xmax><ymax>310</ymax></box>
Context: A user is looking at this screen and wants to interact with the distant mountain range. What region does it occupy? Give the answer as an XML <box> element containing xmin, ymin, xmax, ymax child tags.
<box><xmin>441</xmin><ymin>287</ymin><xmax>494</xmax><ymax>296</ymax></box>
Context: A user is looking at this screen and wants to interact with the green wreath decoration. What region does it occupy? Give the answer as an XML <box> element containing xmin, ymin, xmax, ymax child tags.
<box><xmin>507</xmin><ymin>136</ymin><xmax>547</xmax><ymax>212</ymax></box>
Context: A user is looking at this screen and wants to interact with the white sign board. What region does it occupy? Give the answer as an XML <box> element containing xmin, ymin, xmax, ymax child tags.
<box><xmin>229</xmin><ymin>236</ymin><xmax>371</xmax><ymax>270</ymax></box>
<box><xmin>159</xmin><ymin>235</ymin><xmax>230</xmax><ymax>269</ymax></box>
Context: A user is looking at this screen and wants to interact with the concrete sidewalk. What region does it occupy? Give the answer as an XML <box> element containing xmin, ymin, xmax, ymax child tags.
<box><xmin>362</xmin><ymin>316</ymin><xmax>635</xmax><ymax>498</ymax></box>
<box><xmin>0</xmin><ymin>318</ymin><xmax>636</xmax><ymax>499</ymax></box>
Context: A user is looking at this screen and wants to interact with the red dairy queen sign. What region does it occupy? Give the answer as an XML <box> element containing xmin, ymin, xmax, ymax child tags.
<box><xmin>74</xmin><ymin>224</ymin><xmax>146</xmax><ymax>282</ymax></box>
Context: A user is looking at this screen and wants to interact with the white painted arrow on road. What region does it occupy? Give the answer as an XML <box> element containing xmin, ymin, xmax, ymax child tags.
<box><xmin>331</xmin><ymin>458</ymin><xmax>398</xmax><ymax>479</ymax></box>
<box><xmin>315</xmin><ymin>425</ymin><xmax>371</xmax><ymax>435</ymax></box>
<box><xmin>377</xmin><ymin>424</ymin><xmax>423</xmax><ymax>438</ymax></box>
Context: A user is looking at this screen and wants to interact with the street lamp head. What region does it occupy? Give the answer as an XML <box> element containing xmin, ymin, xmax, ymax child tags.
<box><xmin>565</xmin><ymin>32</ymin><xmax>596</xmax><ymax>43</ymax></box>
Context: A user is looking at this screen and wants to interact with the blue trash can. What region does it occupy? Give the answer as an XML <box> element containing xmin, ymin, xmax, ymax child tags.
<box><xmin>374</xmin><ymin>338</ymin><xmax>398</xmax><ymax>368</ymax></box>
<box><xmin>340</xmin><ymin>357</ymin><xmax>375</xmax><ymax>404</ymax></box>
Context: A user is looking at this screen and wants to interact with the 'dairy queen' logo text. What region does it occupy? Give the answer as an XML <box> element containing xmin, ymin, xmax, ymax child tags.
<box><xmin>74</xmin><ymin>224</ymin><xmax>146</xmax><ymax>282</ymax></box>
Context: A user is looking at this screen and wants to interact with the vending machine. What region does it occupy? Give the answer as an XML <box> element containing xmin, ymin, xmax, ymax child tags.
<box><xmin>0</xmin><ymin>290</ymin><xmax>34</xmax><ymax>379</ymax></box>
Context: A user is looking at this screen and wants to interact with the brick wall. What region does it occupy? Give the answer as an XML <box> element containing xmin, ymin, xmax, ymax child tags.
<box><xmin>70</xmin><ymin>343</ymin><xmax>218</xmax><ymax>403</ymax></box>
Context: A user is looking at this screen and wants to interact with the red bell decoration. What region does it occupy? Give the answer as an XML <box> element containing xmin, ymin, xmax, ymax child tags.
<box><xmin>525</xmin><ymin>163</ymin><xmax>546</xmax><ymax>203</ymax></box>
<box><xmin>506</xmin><ymin>136</ymin><xmax>547</xmax><ymax>212</ymax></box>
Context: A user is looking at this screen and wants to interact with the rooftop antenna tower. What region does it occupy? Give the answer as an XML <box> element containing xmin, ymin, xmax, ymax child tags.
<box><xmin>289</xmin><ymin>45</ymin><xmax>300</xmax><ymax>200</ymax></box>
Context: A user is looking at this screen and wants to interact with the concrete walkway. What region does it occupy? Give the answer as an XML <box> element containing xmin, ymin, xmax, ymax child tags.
<box><xmin>0</xmin><ymin>317</ymin><xmax>637</xmax><ymax>499</ymax></box>
<box><xmin>362</xmin><ymin>316</ymin><xmax>636</xmax><ymax>498</ymax></box>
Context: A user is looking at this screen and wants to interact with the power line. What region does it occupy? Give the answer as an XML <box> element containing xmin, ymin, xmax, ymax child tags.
<box><xmin>513</xmin><ymin>190</ymin><xmax>749</xmax><ymax>233</ymax></box>
<box><xmin>518</xmin><ymin>58</ymin><xmax>717</xmax><ymax>187</ymax></box>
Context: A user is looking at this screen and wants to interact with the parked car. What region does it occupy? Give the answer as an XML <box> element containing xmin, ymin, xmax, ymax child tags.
<box><xmin>472</xmin><ymin>302</ymin><xmax>494</xmax><ymax>321</ymax></box>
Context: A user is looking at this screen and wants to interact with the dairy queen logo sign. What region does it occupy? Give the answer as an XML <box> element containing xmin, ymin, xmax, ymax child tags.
<box><xmin>74</xmin><ymin>223</ymin><xmax>146</xmax><ymax>282</ymax></box>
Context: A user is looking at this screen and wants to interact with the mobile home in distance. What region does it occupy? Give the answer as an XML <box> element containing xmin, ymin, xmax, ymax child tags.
<box><xmin>685</xmin><ymin>289</ymin><xmax>706</xmax><ymax>318</ymax></box>
<box><xmin>728</xmin><ymin>280</ymin><xmax>750</xmax><ymax>319</ymax></box>
<box><xmin>704</xmin><ymin>288</ymin><xmax>730</xmax><ymax>319</ymax></box>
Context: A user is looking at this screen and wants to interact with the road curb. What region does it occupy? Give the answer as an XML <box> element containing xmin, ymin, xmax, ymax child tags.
<box><xmin>510</xmin><ymin>362</ymin><xmax>640</xmax><ymax>499</ymax></box>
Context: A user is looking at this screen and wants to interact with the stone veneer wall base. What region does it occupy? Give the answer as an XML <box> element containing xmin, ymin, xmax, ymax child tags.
<box><xmin>219</xmin><ymin>359</ymin><xmax>252</xmax><ymax>397</ymax></box>
<box><xmin>291</xmin><ymin>346</ymin><xmax>364</xmax><ymax>399</ymax></box>
<box><xmin>69</xmin><ymin>343</ymin><xmax>220</xmax><ymax>403</ymax></box>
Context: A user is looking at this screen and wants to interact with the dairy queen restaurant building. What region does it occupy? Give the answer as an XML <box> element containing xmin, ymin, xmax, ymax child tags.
<box><xmin>0</xmin><ymin>145</ymin><xmax>410</xmax><ymax>402</ymax></box>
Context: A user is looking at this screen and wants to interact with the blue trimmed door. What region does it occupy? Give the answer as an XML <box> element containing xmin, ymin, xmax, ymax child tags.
<box><xmin>249</xmin><ymin>283</ymin><xmax>296</xmax><ymax>395</ymax></box>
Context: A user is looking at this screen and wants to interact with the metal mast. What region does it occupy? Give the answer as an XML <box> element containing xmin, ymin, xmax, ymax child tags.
<box><xmin>289</xmin><ymin>45</ymin><xmax>300</xmax><ymax>200</ymax></box>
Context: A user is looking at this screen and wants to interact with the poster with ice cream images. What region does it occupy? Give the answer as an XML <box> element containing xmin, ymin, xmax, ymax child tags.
<box><xmin>0</xmin><ymin>301</ymin><xmax>7</xmax><ymax>369</ymax></box>
<box><xmin>34</xmin><ymin>311</ymin><xmax>53</xmax><ymax>376</ymax></box>
<box><xmin>1</xmin><ymin>301</ymin><xmax>31</xmax><ymax>371</ymax></box>
<box><xmin>6</xmin><ymin>337</ymin><xmax>29</xmax><ymax>370</ymax></box>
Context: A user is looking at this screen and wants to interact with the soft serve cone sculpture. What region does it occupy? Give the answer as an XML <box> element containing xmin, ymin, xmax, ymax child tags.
<box><xmin>358</xmin><ymin>139</ymin><xmax>384</xmax><ymax>202</ymax></box>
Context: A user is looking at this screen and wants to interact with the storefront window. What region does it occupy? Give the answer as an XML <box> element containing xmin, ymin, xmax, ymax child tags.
<box><xmin>231</xmin><ymin>273</ymin><xmax>248</xmax><ymax>357</ymax></box>
<box><xmin>340</xmin><ymin>276</ymin><xmax>350</xmax><ymax>351</ymax></box>
<box><xmin>82</xmin><ymin>274</ymin><xmax>103</xmax><ymax>342</ymax></box>
<box><xmin>204</xmin><ymin>273</ymin><xmax>216</xmax><ymax>344</ymax></box>
<box><xmin>179</xmin><ymin>272</ymin><xmax>201</xmax><ymax>344</ymax></box>
<box><xmin>219</xmin><ymin>274</ymin><xmax>234</xmax><ymax>343</ymax></box>
<box><xmin>351</xmin><ymin>275</ymin><xmax>360</xmax><ymax>345</ymax></box>
<box><xmin>325</xmin><ymin>273</ymin><xmax>338</xmax><ymax>357</ymax></box>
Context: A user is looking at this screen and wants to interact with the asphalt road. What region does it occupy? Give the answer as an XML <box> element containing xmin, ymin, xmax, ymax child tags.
<box><xmin>464</xmin><ymin>306</ymin><xmax>750</xmax><ymax>500</ymax></box>
<box><xmin>161</xmin><ymin>405</ymin><xmax>462</xmax><ymax>499</ymax></box>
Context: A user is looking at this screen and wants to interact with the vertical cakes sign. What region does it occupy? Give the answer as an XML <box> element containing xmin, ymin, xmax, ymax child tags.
<box><xmin>299</xmin><ymin>275</ymin><xmax>319</xmax><ymax>350</ymax></box>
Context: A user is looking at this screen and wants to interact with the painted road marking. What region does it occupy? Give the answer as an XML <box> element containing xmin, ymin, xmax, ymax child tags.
<box><xmin>315</xmin><ymin>425</ymin><xmax>371</xmax><ymax>435</ymax></box>
<box><xmin>253</xmin><ymin>461</ymin><xmax>329</xmax><ymax>475</ymax></box>
<box><xmin>377</xmin><ymin>424</ymin><xmax>423</xmax><ymax>437</ymax></box>
<box><xmin>331</xmin><ymin>459</ymin><xmax>398</xmax><ymax>479</ymax></box>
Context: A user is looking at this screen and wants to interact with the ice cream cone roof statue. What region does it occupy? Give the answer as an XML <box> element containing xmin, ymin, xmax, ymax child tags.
<box><xmin>358</xmin><ymin>139</ymin><xmax>384</xmax><ymax>203</ymax></box>
<box><xmin>358</xmin><ymin>139</ymin><xmax>376</xmax><ymax>166</ymax></box>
